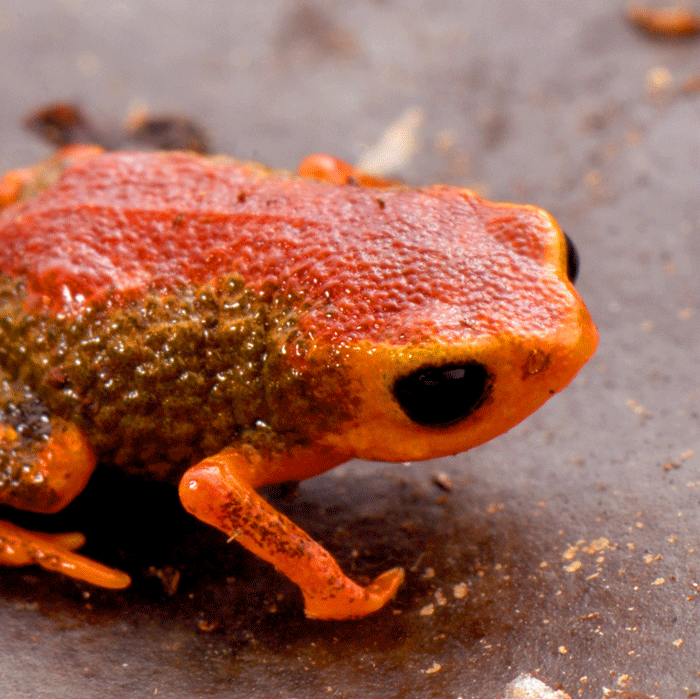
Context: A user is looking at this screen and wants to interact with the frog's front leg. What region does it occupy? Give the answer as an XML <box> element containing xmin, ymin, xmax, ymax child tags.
<box><xmin>179</xmin><ymin>446</ymin><xmax>405</xmax><ymax>619</ymax></box>
<box><xmin>0</xmin><ymin>414</ymin><xmax>130</xmax><ymax>589</ymax></box>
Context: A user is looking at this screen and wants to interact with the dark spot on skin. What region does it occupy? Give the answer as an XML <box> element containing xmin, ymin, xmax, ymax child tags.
<box><xmin>0</xmin><ymin>381</ymin><xmax>57</xmax><ymax>506</ymax></box>
<box><xmin>0</xmin><ymin>392</ymin><xmax>51</xmax><ymax>442</ymax></box>
<box><xmin>43</xmin><ymin>367</ymin><xmax>69</xmax><ymax>389</ymax></box>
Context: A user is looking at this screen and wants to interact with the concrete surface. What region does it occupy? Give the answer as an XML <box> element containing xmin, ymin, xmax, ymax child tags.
<box><xmin>0</xmin><ymin>1</ymin><xmax>699</xmax><ymax>697</ymax></box>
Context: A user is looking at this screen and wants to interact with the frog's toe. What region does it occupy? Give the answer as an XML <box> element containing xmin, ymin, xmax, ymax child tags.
<box><xmin>303</xmin><ymin>566</ymin><xmax>405</xmax><ymax>620</ymax></box>
<box><xmin>41</xmin><ymin>531</ymin><xmax>87</xmax><ymax>551</ymax></box>
<box><xmin>0</xmin><ymin>520</ymin><xmax>130</xmax><ymax>589</ymax></box>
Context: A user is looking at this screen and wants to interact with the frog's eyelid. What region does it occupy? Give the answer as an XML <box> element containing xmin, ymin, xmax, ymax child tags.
<box><xmin>392</xmin><ymin>362</ymin><xmax>493</xmax><ymax>427</ymax></box>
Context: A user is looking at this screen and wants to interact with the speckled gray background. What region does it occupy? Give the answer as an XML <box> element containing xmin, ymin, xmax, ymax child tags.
<box><xmin>0</xmin><ymin>2</ymin><xmax>699</xmax><ymax>697</ymax></box>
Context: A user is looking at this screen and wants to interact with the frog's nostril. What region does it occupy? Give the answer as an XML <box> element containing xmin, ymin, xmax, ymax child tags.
<box><xmin>393</xmin><ymin>362</ymin><xmax>493</xmax><ymax>427</ymax></box>
<box><xmin>563</xmin><ymin>232</ymin><xmax>579</xmax><ymax>284</ymax></box>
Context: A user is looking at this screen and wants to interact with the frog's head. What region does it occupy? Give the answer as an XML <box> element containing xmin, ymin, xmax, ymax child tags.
<box><xmin>308</xmin><ymin>191</ymin><xmax>598</xmax><ymax>463</ymax></box>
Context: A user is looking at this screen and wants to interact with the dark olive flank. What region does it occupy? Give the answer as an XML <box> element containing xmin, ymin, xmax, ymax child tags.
<box><xmin>0</xmin><ymin>373</ymin><xmax>54</xmax><ymax>496</ymax></box>
<box><xmin>0</xmin><ymin>275</ymin><xmax>353</xmax><ymax>482</ymax></box>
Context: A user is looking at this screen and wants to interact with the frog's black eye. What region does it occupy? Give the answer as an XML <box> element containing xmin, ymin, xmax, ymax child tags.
<box><xmin>563</xmin><ymin>232</ymin><xmax>579</xmax><ymax>284</ymax></box>
<box><xmin>393</xmin><ymin>362</ymin><xmax>492</xmax><ymax>427</ymax></box>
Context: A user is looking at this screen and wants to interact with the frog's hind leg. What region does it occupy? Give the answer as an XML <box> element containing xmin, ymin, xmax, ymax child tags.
<box><xmin>0</xmin><ymin>401</ymin><xmax>130</xmax><ymax>589</ymax></box>
<box><xmin>179</xmin><ymin>446</ymin><xmax>404</xmax><ymax>620</ymax></box>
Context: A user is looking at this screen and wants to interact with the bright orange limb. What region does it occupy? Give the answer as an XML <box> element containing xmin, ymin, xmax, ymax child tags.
<box><xmin>0</xmin><ymin>418</ymin><xmax>96</xmax><ymax>514</ymax></box>
<box><xmin>0</xmin><ymin>415</ymin><xmax>129</xmax><ymax>588</ymax></box>
<box><xmin>179</xmin><ymin>450</ymin><xmax>404</xmax><ymax>619</ymax></box>
<box><xmin>0</xmin><ymin>520</ymin><xmax>130</xmax><ymax>589</ymax></box>
<box><xmin>297</xmin><ymin>153</ymin><xmax>401</xmax><ymax>188</ymax></box>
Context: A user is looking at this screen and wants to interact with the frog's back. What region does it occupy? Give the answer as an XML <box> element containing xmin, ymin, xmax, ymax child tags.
<box><xmin>0</xmin><ymin>150</ymin><xmax>572</xmax><ymax>345</ymax></box>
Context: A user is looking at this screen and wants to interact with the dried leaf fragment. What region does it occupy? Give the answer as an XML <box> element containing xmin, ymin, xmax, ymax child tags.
<box><xmin>431</xmin><ymin>471</ymin><xmax>453</xmax><ymax>491</ymax></box>
<box><xmin>356</xmin><ymin>107</ymin><xmax>424</xmax><ymax>176</ymax></box>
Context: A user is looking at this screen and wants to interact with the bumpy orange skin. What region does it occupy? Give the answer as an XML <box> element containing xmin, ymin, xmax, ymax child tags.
<box><xmin>0</xmin><ymin>146</ymin><xmax>597</xmax><ymax>619</ymax></box>
<box><xmin>3</xmin><ymin>149</ymin><xmax>578</xmax><ymax>345</ymax></box>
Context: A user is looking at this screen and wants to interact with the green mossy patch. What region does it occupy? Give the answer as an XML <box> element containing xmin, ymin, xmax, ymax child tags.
<box><xmin>0</xmin><ymin>275</ymin><xmax>353</xmax><ymax>482</ymax></box>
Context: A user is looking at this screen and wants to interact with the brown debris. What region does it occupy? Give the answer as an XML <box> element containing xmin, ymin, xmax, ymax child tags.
<box><xmin>627</xmin><ymin>4</ymin><xmax>700</xmax><ymax>37</ymax></box>
<box><xmin>431</xmin><ymin>471</ymin><xmax>453</xmax><ymax>491</ymax></box>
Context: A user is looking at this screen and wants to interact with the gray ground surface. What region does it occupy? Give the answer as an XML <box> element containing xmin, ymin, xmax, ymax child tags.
<box><xmin>0</xmin><ymin>2</ymin><xmax>698</xmax><ymax>697</ymax></box>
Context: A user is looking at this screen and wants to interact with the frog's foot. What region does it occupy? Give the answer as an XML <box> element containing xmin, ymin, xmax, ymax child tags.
<box><xmin>297</xmin><ymin>153</ymin><xmax>401</xmax><ymax>188</ymax></box>
<box><xmin>302</xmin><ymin>566</ymin><xmax>405</xmax><ymax>621</ymax></box>
<box><xmin>0</xmin><ymin>404</ymin><xmax>127</xmax><ymax>588</ymax></box>
<box><xmin>179</xmin><ymin>450</ymin><xmax>405</xmax><ymax>620</ymax></box>
<box><xmin>0</xmin><ymin>417</ymin><xmax>97</xmax><ymax>515</ymax></box>
<box><xmin>0</xmin><ymin>520</ymin><xmax>130</xmax><ymax>589</ymax></box>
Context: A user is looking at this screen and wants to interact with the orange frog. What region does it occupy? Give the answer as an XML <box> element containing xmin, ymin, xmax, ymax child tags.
<box><xmin>0</xmin><ymin>146</ymin><xmax>597</xmax><ymax>619</ymax></box>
